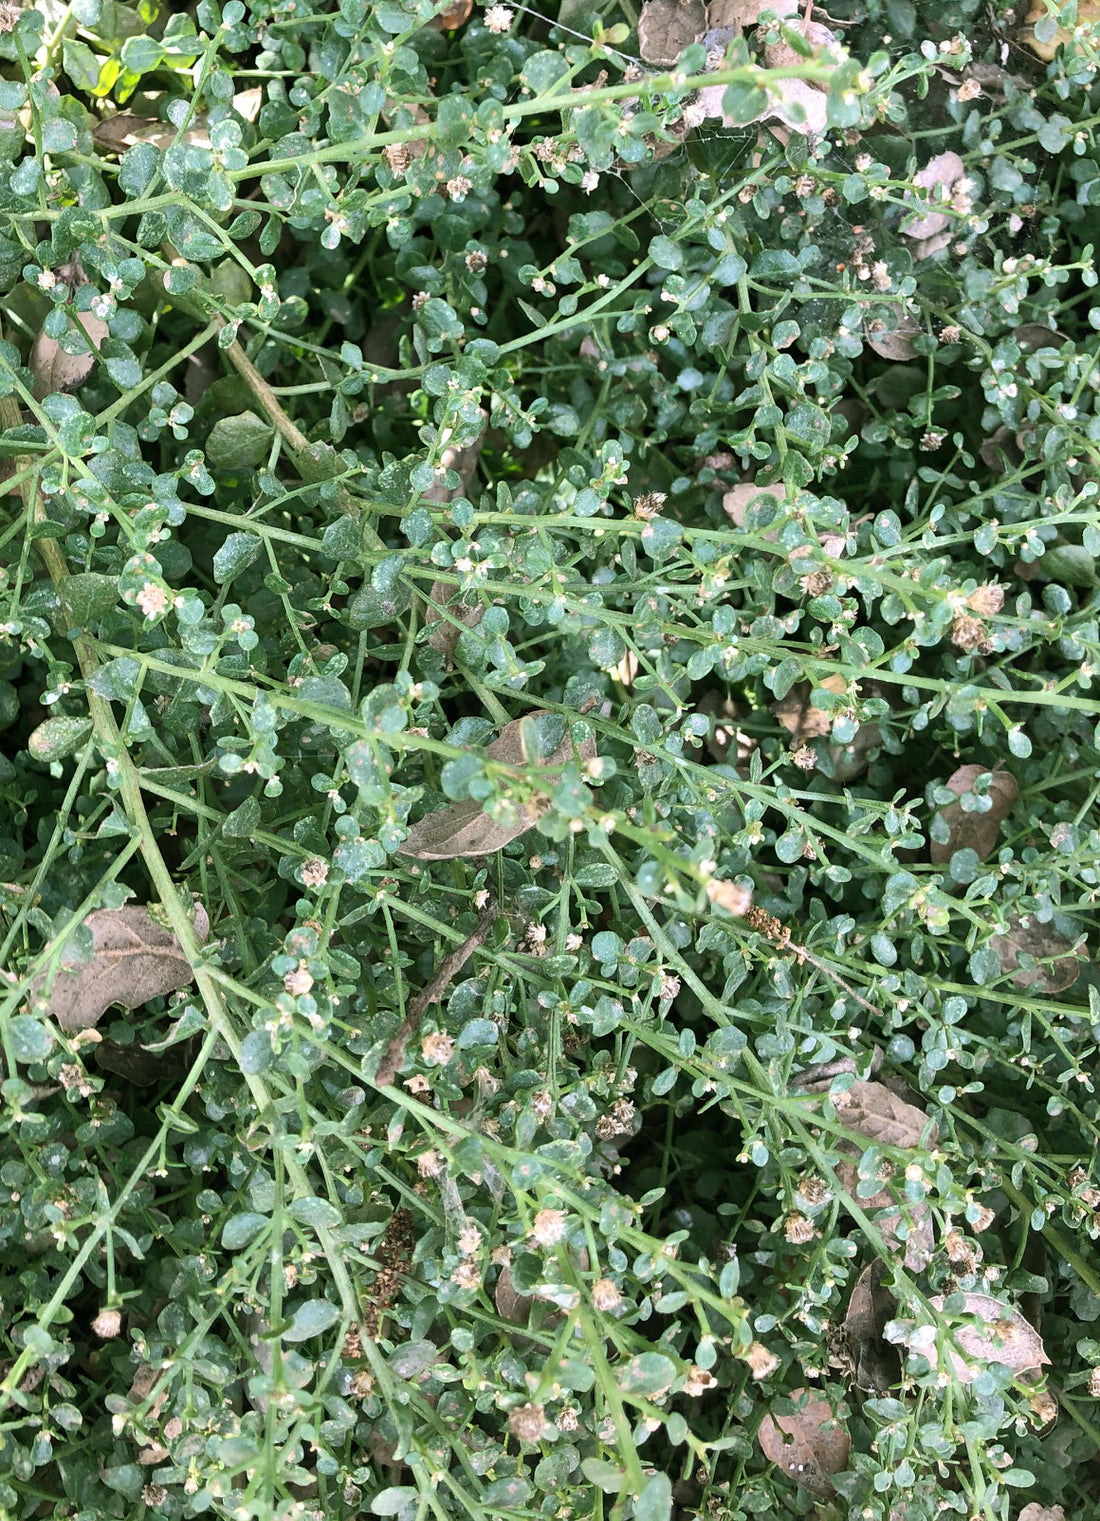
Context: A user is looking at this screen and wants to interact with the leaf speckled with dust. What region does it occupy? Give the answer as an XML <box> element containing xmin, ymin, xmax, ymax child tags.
<box><xmin>30</xmin><ymin>904</ymin><xmax>210</xmax><ymax>1032</ymax></box>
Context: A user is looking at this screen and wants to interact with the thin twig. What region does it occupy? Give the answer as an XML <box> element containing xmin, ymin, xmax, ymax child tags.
<box><xmin>375</xmin><ymin>899</ymin><xmax>499</xmax><ymax>1087</ymax></box>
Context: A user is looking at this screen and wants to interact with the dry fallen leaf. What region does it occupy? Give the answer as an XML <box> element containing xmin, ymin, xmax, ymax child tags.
<box><xmin>865</xmin><ymin>309</ymin><xmax>922</xmax><ymax>361</ymax></box>
<box><xmin>638</xmin><ymin>0</ymin><xmax>708</xmax><ymax>65</ymax></box>
<box><xmin>30</xmin><ymin>903</ymin><xmax>210</xmax><ymax>1032</ymax></box>
<box><xmin>722</xmin><ymin>481</ymin><xmax>786</xmax><ymax>539</ymax></box>
<box><xmin>828</xmin><ymin>1080</ymin><xmax>938</xmax><ymax>1271</ymax></box>
<box><xmin>1023</xmin><ymin>0</ymin><xmax>1100</xmax><ymax>60</ymax></box>
<box><xmin>989</xmin><ymin>914</ymin><xmax>1084</xmax><ymax>993</ymax></box>
<box><xmin>901</xmin><ymin>151</ymin><xmax>965</xmax><ymax>242</ymax></box>
<box><xmin>763</xmin><ymin>19</ymin><xmax>836</xmax><ymax>69</ymax></box>
<box><xmin>1017</xmin><ymin>1505</ymin><xmax>1066</xmax><ymax>1521</ymax></box>
<box><xmin>930</xmin><ymin>765</ymin><xmax>1018</xmax><ymax>865</ymax></box>
<box><xmin>772</xmin><ymin>675</ymin><xmax>847</xmax><ymax>742</ymax></box>
<box><xmin>31</xmin><ymin>313</ymin><xmax>110</xmax><ymax>400</ymax></box>
<box><xmin>401</xmin><ymin>712</ymin><xmax>596</xmax><ymax>860</ymax></box>
<box><xmin>757</xmin><ymin>1388</ymin><xmax>850</xmax><ymax>1499</ymax></box>
<box><xmin>927</xmin><ymin>1293</ymin><xmax>1050</xmax><ymax>1382</ymax></box>
<box><xmin>429</xmin><ymin>0</ymin><xmax>473</xmax><ymax>27</ymax></box>
<box><xmin>843</xmin><ymin>1260</ymin><xmax>901</xmax><ymax>1392</ymax></box>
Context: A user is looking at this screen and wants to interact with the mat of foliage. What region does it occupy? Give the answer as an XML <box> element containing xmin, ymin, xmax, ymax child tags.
<box><xmin>1</xmin><ymin>0</ymin><xmax>1099</xmax><ymax>1517</ymax></box>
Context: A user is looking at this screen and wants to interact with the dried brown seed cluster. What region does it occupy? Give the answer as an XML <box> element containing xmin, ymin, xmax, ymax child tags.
<box><xmin>360</xmin><ymin>1207</ymin><xmax>415</xmax><ymax>1343</ymax></box>
<box><xmin>745</xmin><ymin>905</ymin><xmax>792</xmax><ymax>950</ymax></box>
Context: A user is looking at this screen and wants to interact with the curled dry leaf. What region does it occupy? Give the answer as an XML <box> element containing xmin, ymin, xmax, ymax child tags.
<box><xmin>828</xmin><ymin>1080</ymin><xmax>938</xmax><ymax>1271</ymax></box>
<box><xmin>926</xmin><ymin>1293</ymin><xmax>1049</xmax><ymax>1382</ymax></box>
<box><xmin>901</xmin><ymin>151</ymin><xmax>965</xmax><ymax>241</ymax></box>
<box><xmin>989</xmin><ymin>914</ymin><xmax>1084</xmax><ymax>993</ymax></box>
<box><xmin>843</xmin><ymin>1260</ymin><xmax>901</xmax><ymax>1392</ymax></box>
<box><xmin>31</xmin><ymin>313</ymin><xmax>110</xmax><ymax>400</ymax></box>
<box><xmin>930</xmin><ymin>764</ymin><xmax>1019</xmax><ymax>865</ymax></box>
<box><xmin>29</xmin><ymin>903</ymin><xmax>210</xmax><ymax>1033</ymax></box>
<box><xmin>401</xmin><ymin>712</ymin><xmax>597</xmax><ymax>860</ymax></box>
<box><xmin>638</xmin><ymin>0</ymin><xmax>708</xmax><ymax>65</ymax></box>
<box><xmin>757</xmin><ymin>1388</ymin><xmax>850</xmax><ymax>1499</ymax></box>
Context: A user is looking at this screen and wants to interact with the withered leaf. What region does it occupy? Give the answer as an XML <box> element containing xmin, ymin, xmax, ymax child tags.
<box><xmin>722</xmin><ymin>480</ymin><xmax>785</xmax><ymax>535</ymax></box>
<box><xmin>1017</xmin><ymin>1506</ymin><xmax>1066</xmax><ymax>1521</ymax></box>
<box><xmin>31</xmin><ymin>313</ymin><xmax>110</xmax><ymax>400</ymax></box>
<box><xmin>638</xmin><ymin>0</ymin><xmax>707</xmax><ymax>65</ymax></box>
<box><xmin>757</xmin><ymin>1388</ymin><xmax>850</xmax><ymax>1499</ymax></box>
<box><xmin>772</xmin><ymin>675</ymin><xmax>847</xmax><ymax>742</ymax></box>
<box><xmin>843</xmin><ymin>1260</ymin><xmax>901</xmax><ymax>1392</ymax></box>
<box><xmin>865</xmin><ymin>310</ymin><xmax>921</xmax><ymax>361</ymax></box>
<box><xmin>401</xmin><ymin>712</ymin><xmax>596</xmax><ymax>860</ymax></box>
<box><xmin>763</xmin><ymin>19</ymin><xmax>836</xmax><ymax>68</ymax></box>
<box><xmin>926</xmin><ymin>1293</ymin><xmax>1049</xmax><ymax>1382</ymax></box>
<box><xmin>901</xmin><ymin>151</ymin><xmax>965</xmax><ymax>242</ymax></box>
<box><xmin>828</xmin><ymin>1081</ymin><xmax>938</xmax><ymax>1271</ymax></box>
<box><xmin>989</xmin><ymin>915</ymin><xmax>1084</xmax><ymax>993</ymax></box>
<box><xmin>30</xmin><ymin>904</ymin><xmax>210</xmax><ymax>1033</ymax></box>
<box><xmin>424</xmin><ymin>579</ymin><xmax>485</xmax><ymax>663</ymax></box>
<box><xmin>930</xmin><ymin>765</ymin><xmax>1018</xmax><ymax>865</ymax></box>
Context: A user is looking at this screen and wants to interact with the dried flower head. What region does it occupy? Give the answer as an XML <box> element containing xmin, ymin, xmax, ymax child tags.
<box><xmin>0</xmin><ymin>2</ymin><xmax>21</xmax><ymax>32</ymax></box>
<box><xmin>484</xmin><ymin>3</ymin><xmax>514</xmax><ymax>32</ymax></box>
<box><xmin>590</xmin><ymin>1278</ymin><xmax>622</xmax><ymax>1311</ymax></box>
<box><xmin>509</xmin><ymin>1402</ymin><xmax>547</xmax><ymax>1443</ymax></box>
<box><xmin>744</xmin><ymin>1341</ymin><xmax>781</xmax><ymax>1379</ymax></box>
<box><xmin>799</xmin><ymin>569</ymin><xmax>834</xmax><ymax>598</ymax></box>
<box><xmin>300</xmin><ymin>856</ymin><xmax>329</xmax><ymax>888</ymax></box>
<box><xmin>705</xmin><ymin>878</ymin><xmax>752</xmax><ymax>917</ymax></box>
<box><xmin>530</xmin><ymin>1207</ymin><xmax>568</xmax><ymax>1247</ymax></box>
<box><xmin>92</xmin><ymin>1307</ymin><xmax>123</xmax><ymax>1339</ymax></box>
<box><xmin>633</xmin><ymin>491</ymin><xmax>667</xmax><ymax>520</ymax></box>
<box><xmin>951</xmin><ymin>614</ymin><xmax>987</xmax><ymax>652</ymax></box>
<box><xmin>784</xmin><ymin>1211</ymin><xmax>816</xmax><ymax>1244</ymax></box>
<box><xmin>966</xmin><ymin>582</ymin><xmax>1004</xmax><ymax>617</ymax></box>
<box><xmin>790</xmin><ymin>744</ymin><xmax>817</xmax><ymax>771</ymax></box>
<box><xmin>421</xmin><ymin>1030</ymin><xmax>455</xmax><ymax>1065</ymax></box>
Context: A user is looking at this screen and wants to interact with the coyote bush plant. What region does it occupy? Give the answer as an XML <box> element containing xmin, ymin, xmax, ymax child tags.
<box><xmin>1</xmin><ymin>0</ymin><xmax>1100</xmax><ymax>1517</ymax></box>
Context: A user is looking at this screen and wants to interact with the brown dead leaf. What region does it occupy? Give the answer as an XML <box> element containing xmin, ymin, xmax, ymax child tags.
<box><xmin>1012</xmin><ymin>323</ymin><xmax>1068</xmax><ymax>352</ymax></box>
<box><xmin>401</xmin><ymin>712</ymin><xmax>596</xmax><ymax>860</ymax></box>
<box><xmin>758</xmin><ymin>1388</ymin><xmax>850</xmax><ymax>1499</ymax></box>
<box><xmin>901</xmin><ymin>151</ymin><xmax>965</xmax><ymax>241</ymax></box>
<box><xmin>422</xmin><ymin>419</ymin><xmax>487</xmax><ymax>503</ymax></box>
<box><xmin>927</xmin><ymin>1293</ymin><xmax>1049</xmax><ymax>1382</ymax></box>
<box><xmin>930</xmin><ymin>765</ymin><xmax>1018</xmax><ymax>865</ymax></box>
<box><xmin>30</xmin><ymin>904</ymin><xmax>210</xmax><ymax>1033</ymax></box>
<box><xmin>865</xmin><ymin>309</ymin><xmax>922</xmax><ymax>361</ymax></box>
<box><xmin>1023</xmin><ymin>0</ymin><xmax>1100</xmax><ymax>60</ymax></box>
<box><xmin>638</xmin><ymin>0</ymin><xmax>708</xmax><ymax>65</ymax></box>
<box><xmin>763</xmin><ymin>19</ymin><xmax>837</xmax><ymax>70</ymax></box>
<box><xmin>428</xmin><ymin>0</ymin><xmax>473</xmax><ymax>27</ymax></box>
<box><xmin>989</xmin><ymin>915</ymin><xmax>1084</xmax><ymax>993</ymax></box>
<box><xmin>843</xmin><ymin>1260</ymin><xmax>901</xmax><ymax>1392</ymax></box>
<box><xmin>1017</xmin><ymin>1506</ymin><xmax>1066</xmax><ymax>1521</ymax></box>
<box><xmin>829</xmin><ymin>1080</ymin><xmax>938</xmax><ymax>1270</ymax></box>
<box><xmin>722</xmin><ymin>481</ymin><xmax>785</xmax><ymax>537</ymax></box>
<box><xmin>772</xmin><ymin>675</ymin><xmax>847</xmax><ymax>742</ymax></box>
<box><xmin>425</xmin><ymin>580</ymin><xmax>485</xmax><ymax>664</ymax></box>
<box><xmin>31</xmin><ymin>313</ymin><xmax>110</xmax><ymax>400</ymax></box>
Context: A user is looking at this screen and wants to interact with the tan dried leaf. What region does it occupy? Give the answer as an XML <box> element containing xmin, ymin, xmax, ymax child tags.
<box><xmin>713</xmin><ymin>0</ymin><xmax>798</xmax><ymax>23</ymax></box>
<box><xmin>638</xmin><ymin>0</ymin><xmax>708</xmax><ymax>65</ymax></box>
<box><xmin>757</xmin><ymin>1388</ymin><xmax>850</xmax><ymax>1499</ymax></box>
<box><xmin>31</xmin><ymin>313</ymin><xmax>109</xmax><ymax>400</ymax></box>
<box><xmin>425</xmin><ymin>579</ymin><xmax>485</xmax><ymax>663</ymax></box>
<box><xmin>422</xmin><ymin>417</ymin><xmax>487</xmax><ymax>504</ymax></box>
<box><xmin>494</xmin><ymin>1264</ymin><xmax>533</xmax><ymax>1325</ymax></box>
<box><xmin>722</xmin><ymin>480</ymin><xmax>785</xmax><ymax>532</ymax></box>
<box><xmin>1017</xmin><ymin>1506</ymin><xmax>1066</xmax><ymax>1521</ymax></box>
<box><xmin>865</xmin><ymin>309</ymin><xmax>921</xmax><ymax>361</ymax></box>
<box><xmin>927</xmin><ymin>1293</ymin><xmax>1049</xmax><ymax>1382</ymax></box>
<box><xmin>843</xmin><ymin>1260</ymin><xmax>901</xmax><ymax>1392</ymax></box>
<box><xmin>930</xmin><ymin>765</ymin><xmax>1018</xmax><ymax>865</ymax></box>
<box><xmin>401</xmin><ymin>713</ymin><xmax>596</xmax><ymax>860</ymax></box>
<box><xmin>902</xmin><ymin>151</ymin><xmax>965</xmax><ymax>241</ymax></box>
<box><xmin>429</xmin><ymin>0</ymin><xmax>473</xmax><ymax>27</ymax></box>
<box><xmin>764</xmin><ymin>77</ymin><xmax>830</xmax><ymax>135</ymax></box>
<box><xmin>830</xmin><ymin>1080</ymin><xmax>938</xmax><ymax>1270</ymax></box>
<box><xmin>1023</xmin><ymin>0</ymin><xmax>1100</xmax><ymax>61</ymax></box>
<box><xmin>30</xmin><ymin>904</ymin><xmax>210</xmax><ymax>1032</ymax></box>
<box><xmin>989</xmin><ymin>915</ymin><xmax>1084</xmax><ymax>993</ymax></box>
<box><xmin>763</xmin><ymin>19</ymin><xmax>837</xmax><ymax>70</ymax></box>
<box><xmin>772</xmin><ymin>674</ymin><xmax>847</xmax><ymax>742</ymax></box>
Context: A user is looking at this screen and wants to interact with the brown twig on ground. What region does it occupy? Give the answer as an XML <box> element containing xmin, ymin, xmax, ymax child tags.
<box><xmin>374</xmin><ymin>899</ymin><xmax>498</xmax><ymax>1086</ymax></box>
